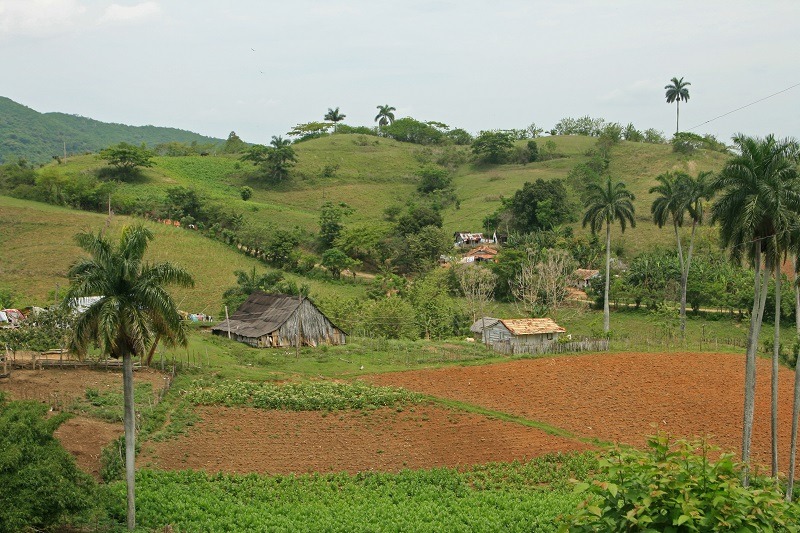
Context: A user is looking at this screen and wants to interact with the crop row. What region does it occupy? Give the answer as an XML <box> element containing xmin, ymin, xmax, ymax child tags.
<box><xmin>183</xmin><ymin>379</ymin><xmax>424</xmax><ymax>411</ymax></box>
<box><xmin>106</xmin><ymin>453</ymin><xmax>595</xmax><ymax>531</ymax></box>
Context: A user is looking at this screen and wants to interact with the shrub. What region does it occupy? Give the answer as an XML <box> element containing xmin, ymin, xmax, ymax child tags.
<box><xmin>0</xmin><ymin>394</ymin><xmax>97</xmax><ymax>531</ymax></box>
<box><xmin>560</xmin><ymin>433</ymin><xmax>800</xmax><ymax>532</ymax></box>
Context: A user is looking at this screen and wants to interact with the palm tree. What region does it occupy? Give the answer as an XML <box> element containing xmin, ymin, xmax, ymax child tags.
<box><xmin>374</xmin><ymin>104</ymin><xmax>396</xmax><ymax>127</ymax></box>
<box><xmin>650</xmin><ymin>171</ymin><xmax>714</xmax><ymax>334</ymax></box>
<box><xmin>270</xmin><ymin>135</ymin><xmax>291</xmax><ymax>149</ymax></box>
<box><xmin>324</xmin><ymin>107</ymin><xmax>346</xmax><ymax>131</ymax></box>
<box><xmin>712</xmin><ymin>134</ymin><xmax>800</xmax><ymax>486</ymax></box>
<box><xmin>582</xmin><ymin>176</ymin><xmax>636</xmax><ymax>332</ymax></box>
<box><xmin>664</xmin><ymin>76</ymin><xmax>691</xmax><ymax>134</ymax></box>
<box><xmin>64</xmin><ymin>225</ymin><xmax>193</xmax><ymax>530</ymax></box>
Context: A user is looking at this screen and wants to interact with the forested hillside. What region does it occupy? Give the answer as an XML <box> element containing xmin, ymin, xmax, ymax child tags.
<box><xmin>0</xmin><ymin>96</ymin><xmax>222</xmax><ymax>164</ymax></box>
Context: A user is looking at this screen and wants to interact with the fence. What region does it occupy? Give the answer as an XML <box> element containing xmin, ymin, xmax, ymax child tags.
<box><xmin>490</xmin><ymin>338</ymin><xmax>609</xmax><ymax>356</ymax></box>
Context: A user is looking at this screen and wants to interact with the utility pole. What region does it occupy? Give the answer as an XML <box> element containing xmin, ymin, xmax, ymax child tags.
<box><xmin>63</xmin><ymin>140</ymin><xmax>67</xmax><ymax>163</ymax></box>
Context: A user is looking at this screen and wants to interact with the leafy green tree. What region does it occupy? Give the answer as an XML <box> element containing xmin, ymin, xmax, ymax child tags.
<box><xmin>223</xmin><ymin>267</ymin><xmax>284</xmax><ymax>310</ymax></box>
<box><xmin>63</xmin><ymin>225</ymin><xmax>193</xmax><ymax>530</ymax></box>
<box><xmin>240</xmin><ymin>136</ymin><xmax>297</xmax><ymax>184</ymax></box>
<box><xmin>664</xmin><ymin>76</ymin><xmax>691</xmax><ymax>134</ymax></box>
<box><xmin>582</xmin><ymin>176</ymin><xmax>636</xmax><ymax>333</ymax></box>
<box><xmin>396</xmin><ymin>204</ymin><xmax>443</xmax><ymax>236</ymax></box>
<box><xmin>416</xmin><ymin>166</ymin><xmax>452</xmax><ymax>194</ymax></box>
<box><xmin>505</xmin><ymin>179</ymin><xmax>573</xmax><ymax>233</ymax></box>
<box><xmin>446</xmin><ymin>128</ymin><xmax>473</xmax><ymax>145</ymax></box>
<box><xmin>375</xmin><ymin>104</ymin><xmax>396</xmax><ymax>127</ymax></box>
<box><xmin>98</xmin><ymin>142</ymin><xmax>154</xmax><ymax>177</ymax></box>
<box><xmin>240</xmin><ymin>186</ymin><xmax>253</xmax><ymax>201</ymax></box>
<box><xmin>381</xmin><ymin>118</ymin><xmax>444</xmax><ymax>145</ymax></box>
<box><xmin>287</xmin><ymin>121</ymin><xmax>334</xmax><ymax>141</ymax></box>
<box><xmin>318</xmin><ymin>201</ymin><xmax>354</xmax><ymax>249</ymax></box>
<box><xmin>321</xmin><ymin>248</ymin><xmax>359</xmax><ymax>279</ymax></box>
<box><xmin>324</xmin><ymin>107</ymin><xmax>346</xmax><ymax>130</ymax></box>
<box><xmin>471</xmin><ymin>130</ymin><xmax>514</xmax><ymax>164</ymax></box>
<box><xmin>0</xmin><ymin>394</ymin><xmax>97</xmax><ymax>532</ymax></box>
<box><xmin>221</xmin><ymin>131</ymin><xmax>247</xmax><ymax>154</ymax></box>
<box><xmin>363</xmin><ymin>296</ymin><xmax>418</xmax><ymax>339</ymax></box>
<box><xmin>712</xmin><ymin>134</ymin><xmax>800</xmax><ymax>486</ymax></box>
<box><xmin>409</xmin><ymin>269</ymin><xmax>463</xmax><ymax>339</ymax></box>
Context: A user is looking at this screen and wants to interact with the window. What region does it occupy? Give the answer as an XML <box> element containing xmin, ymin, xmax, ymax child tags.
<box><xmin>546</xmin><ymin>333</ymin><xmax>553</xmax><ymax>340</ymax></box>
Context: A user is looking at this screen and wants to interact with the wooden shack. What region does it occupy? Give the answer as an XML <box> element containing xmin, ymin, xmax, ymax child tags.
<box><xmin>211</xmin><ymin>292</ymin><xmax>346</xmax><ymax>348</ymax></box>
<box><xmin>483</xmin><ymin>318</ymin><xmax>565</xmax><ymax>349</ymax></box>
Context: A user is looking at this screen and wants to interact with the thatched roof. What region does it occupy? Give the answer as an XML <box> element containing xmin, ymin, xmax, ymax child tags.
<box><xmin>469</xmin><ymin>317</ymin><xmax>500</xmax><ymax>333</ymax></box>
<box><xmin>212</xmin><ymin>292</ymin><xmax>303</xmax><ymax>339</ymax></box>
<box><xmin>499</xmin><ymin>318</ymin><xmax>565</xmax><ymax>336</ymax></box>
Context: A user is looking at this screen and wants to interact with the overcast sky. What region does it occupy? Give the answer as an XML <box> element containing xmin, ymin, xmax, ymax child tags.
<box><xmin>2</xmin><ymin>0</ymin><xmax>799</xmax><ymax>145</ymax></box>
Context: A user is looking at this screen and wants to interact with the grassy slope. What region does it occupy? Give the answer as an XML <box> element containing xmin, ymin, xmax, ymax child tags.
<box><xmin>0</xmin><ymin>195</ymin><xmax>364</xmax><ymax>312</ymax></box>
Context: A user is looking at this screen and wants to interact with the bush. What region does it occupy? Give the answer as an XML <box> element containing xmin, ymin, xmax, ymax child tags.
<box><xmin>0</xmin><ymin>394</ymin><xmax>97</xmax><ymax>531</ymax></box>
<box><xmin>560</xmin><ymin>433</ymin><xmax>800</xmax><ymax>532</ymax></box>
<box><xmin>381</xmin><ymin>118</ymin><xmax>445</xmax><ymax>145</ymax></box>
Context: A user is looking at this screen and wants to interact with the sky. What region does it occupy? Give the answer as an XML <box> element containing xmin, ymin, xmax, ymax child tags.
<box><xmin>2</xmin><ymin>0</ymin><xmax>799</xmax><ymax>145</ymax></box>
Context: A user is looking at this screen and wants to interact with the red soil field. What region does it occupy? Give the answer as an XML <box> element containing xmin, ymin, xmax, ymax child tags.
<box><xmin>140</xmin><ymin>405</ymin><xmax>590</xmax><ymax>474</ymax></box>
<box><xmin>368</xmin><ymin>352</ymin><xmax>797</xmax><ymax>469</ymax></box>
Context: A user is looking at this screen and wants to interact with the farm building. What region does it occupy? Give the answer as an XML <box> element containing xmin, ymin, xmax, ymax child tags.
<box><xmin>211</xmin><ymin>292</ymin><xmax>346</xmax><ymax>348</ymax></box>
<box><xmin>469</xmin><ymin>317</ymin><xmax>500</xmax><ymax>343</ymax></box>
<box><xmin>454</xmin><ymin>232</ymin><xmax>486</xmax><ymax>247</ymax></box>
<box><xmin>482</xmin><ymin>318</ymin><xmax>565</xmax><ymax>349</ymax></box>
<box><xmin>459</xmin><ymin>245</ymin><xmax>498</xmax><ymax>264</ymax></box>
<box><xmin>573</xmin><ymin>269</ymin><xmax>600</xmax><ymax>289</ymax></box>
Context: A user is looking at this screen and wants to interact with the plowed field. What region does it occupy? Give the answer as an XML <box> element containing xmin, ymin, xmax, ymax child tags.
<box><xmin>141</xmin><ymin>405</ymin><xmax>590</xmax><ymax>474</ymax></box>
<box><xmin>368</xmin><ymin>352</ymin><xmax>794</xmax><ymax>467</ymax></box>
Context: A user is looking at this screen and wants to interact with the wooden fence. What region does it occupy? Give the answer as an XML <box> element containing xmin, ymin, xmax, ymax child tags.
<box><xmin>490</xmin><ymin>338</ymin><xmax>609</xmax><ymax>356</ymax></box>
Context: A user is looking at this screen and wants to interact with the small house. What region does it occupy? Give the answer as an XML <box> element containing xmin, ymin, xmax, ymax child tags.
<box><xmin>454</xmin><ymin>232</ymin><xmax>485</xmax><ymax>247</ymax></box>
<box><xmin>573</xmin><ymin>269</ymin><xmax>600</xmax><ymax>290</ymax></box>
<box><xmin>483</xmin><ymin>318</ymin><xmax>565</xmax><ymax>348</ymax></box>
<box><xmin>211</xmin><ymin>292</ymin><xmax>346</xmax><ymax>348</ymax></box>
<box><xmin>459</xmin><ymin>245</ymin><xmax>498</xmax><ymax>264</ymax></box>
<box><xmin>469</xmin><ymin>317</ymin><xmax>500</xmax><ymax>343</ymax></box>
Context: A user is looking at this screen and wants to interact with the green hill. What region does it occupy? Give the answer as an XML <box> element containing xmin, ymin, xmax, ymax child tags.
<box><xmin>0</xmin><ymin>195</ymin><xmax>364</xmax><ymax>313</ymax></box>
<box><xmin>0</xmin><ymin>96</ymin><xmax>223</xmax><ymax>165</ymax></box>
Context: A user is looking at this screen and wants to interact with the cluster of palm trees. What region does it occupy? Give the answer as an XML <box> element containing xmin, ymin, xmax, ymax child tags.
<box><xmin>585</xmin><ymin>133</ymin><xmax>800</xmax><ymax>496</ymax></box>
<box><xmin>323</xmin><ymin>105</ymin><xmax>397</xmax><ymax>128</ymax></box>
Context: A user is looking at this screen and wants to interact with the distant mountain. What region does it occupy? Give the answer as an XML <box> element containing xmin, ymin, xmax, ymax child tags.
<box><xmin>0</xmin><ymin>96</ymin><xmax>223</xmax><ymax>164</ymax></box>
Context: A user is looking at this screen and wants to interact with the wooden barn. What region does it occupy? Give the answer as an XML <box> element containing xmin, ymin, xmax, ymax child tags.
<box><xmin>211</xmin><ymin>292</ymin><xmax>346</xmax><ymax>348</ymax></box>
<box><xmin>482</xmin><ymin>318</ymin><xmax>565</xmax><ymax>348</ymax></box>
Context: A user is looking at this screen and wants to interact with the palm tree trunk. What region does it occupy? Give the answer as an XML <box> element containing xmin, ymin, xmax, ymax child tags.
<box><xmin>787</xmin><ymin>256</ymin><xmax>800</xmax><ymax>500</ymax></box>
<box><xmin>743</xmin><ymin>246</ymin><xmax>769</xmax><ymax>486</ymax></box>
<box><xmin>676</xmin><ymin>100</ymin><xmax>680</xmax><ymax>134</ymax></box>
<box><xmin>773</xmin><ymin>259</ymin><xmax>782</xmax><ymax>478</ymax></box>
<box><xmin>674</xmin><ymin>221</ymin><xmax>686</xmax><ymax>334</ymax></box>
<box><xmin>603</xmin><ymin>223</ymin><xmax>611</xmax><ymax>333</ymax></box>
<box><xmin>123</xmin><ymin>352</ymin><xmax>136</xmax><ymax>530</ymax></box>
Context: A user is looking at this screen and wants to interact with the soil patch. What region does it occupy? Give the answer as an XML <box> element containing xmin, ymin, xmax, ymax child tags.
<box><xmin>141</xmin><ymin>405</ymin><xmax>590</xmax><ymax>474</ymax></box>
<box><xmin>54</xmin><ymin>416</ymin><xmax>122</xmax><ymax>478</ymax></box>
<box><xmin>367</xmin><ymin>352</ymin><xmax>795</xmax><ymax>468</ymax></box>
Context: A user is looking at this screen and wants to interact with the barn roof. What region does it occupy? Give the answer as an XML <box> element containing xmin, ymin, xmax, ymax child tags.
<box><xmin>575</xmin><ymin>268</ymin><xmax>600</xmax><ymax>281</ymax></box>
<box><xmin>469</xmin><ymin>317</ymin><xmax>500</xmax><ymax>333</ymax></box>
<box><xmin>212</xmin><ymin>292</ymin><xmax>303</xmax><ymax>339</ymax></box>
<box><xmin>499</xmin><ymin>318</ymin><xmax>565</xmax><ymax>336</ymax></box>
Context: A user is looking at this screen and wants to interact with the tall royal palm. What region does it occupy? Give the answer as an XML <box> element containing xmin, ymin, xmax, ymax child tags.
<box><xmin>583</xmin><ymin>176</ymin><xmax>636</xmax><ymax>333</ymax></box>
<box><xmin>665</xmin><ymin>76</ymin><xmax>691</xmax><ymax>134</ymax></box>
<box><xmin>650</xmin><ymin>171</ymin><xmax>714</xmax><ymax>334</ymax></box>
<box><xmin>374</xmin><ymin>104</ymin><xmax>396</xmax><ymax>127</ymax></box>
<box><xmin>324</xmin><ymin>107</ymin><xmax>346</xmax><ymax>131</ymax></box>
<box><xmin>712</xmin><ymin>134</ymin><xmax>800</xmax><ymax>486</ymax></box>
<box><xmin>64</xmin><ymin>225</ymin><xmax>194</xmax><ymax>530</ymax></box>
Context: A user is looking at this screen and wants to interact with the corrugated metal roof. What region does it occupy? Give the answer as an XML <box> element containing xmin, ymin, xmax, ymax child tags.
<box><xmin>575</xmin><ymin>269</ymin><xmax>600</xmax><ymax>281</ymax></box>
<box><xmin>469</xmin><ymin>317</ymin><xmax>500</xmax><ymax>333</ymax></box>
<box><xmin>500</xmin><ymin>318</ymin><xmax>565</xmax><ymax>335</ymax></box>
<box><xmin>211</xmin><ymin>292</ymin><xmax>301</xmax><ymax>338</ymax></box>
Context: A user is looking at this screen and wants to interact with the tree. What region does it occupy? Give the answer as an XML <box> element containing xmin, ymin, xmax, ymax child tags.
<box><xmin>240</xmin><ymin>186</ymin><xmax>253</xmax><ymax>201</ymax></box>
<box><xmin>321</xmin><ymin>248</ymin><xmax>359</xmax><ymax>279</ymax></box>
<box><xmin>318</xmin><ymin>201</ymin><xmax>354</xmax><ymax>249</ymax></box>
<box><xmin>375</xmin><ymin>104</ymin><xmax>396</xmax><ymax>127</ymax></box>
<box><xmin>324</xmin><ymin>107</ymin><xmax>346</xmax><ymax>130</ymax></box>
<box><xmin>221</xmin><ymin>131</ymin><xmax>247</xmax><ymax>154</ymax></box>
<box><xmin>471</xmin><ymin>130</ymin><xmax>514</xmax><ymax>164</ymax></box>
<box><xmin>650</xmin><ymin>171</ymin><xmax>714</xmax><ymax>333</ymax></box>
<box><xmin>712</xmin><ymin>134</ymin><xmax>800</xmax><ymax>486</ymax></box>
<box><xmin>505</xmin><ymin>179</ymin><xmax>573</xmax><ymax>233</ymax></box>
<box><xmin>240</xmin><ymin>136</ymin><xmax>297</xmax><ymax>184</ymax></box>
<box><xmin>582</xmin><ymin>176</ymin><xmax>636</xmax><ymax>333</ymax></box>
<box><xmin>98</xmin><ymin>142</ymin><xmax>154</xmax><ymax>177</ymax></box>
<box><xmin>664</xmin><ymin>76</ymin><xmax>691</xmax><ymax>134</ymax></box>
<box><xmin>416</xmin><ymin>166</ymin><xmax>452</xmax><ymax>194</ymax></box>
<box><xmin>63</xmin><ymin>225</ymin><xmax>194</xmax><ymax>530</ymax></box>
<box><xmin>382</xmin><ymin>118</ymin><xmax>444</xmax><ymax>145</ymax></box>
<box><xmin>455</xmin><ymin>264</ymin><xmax>497</xmax><ymax>323</ymax></box>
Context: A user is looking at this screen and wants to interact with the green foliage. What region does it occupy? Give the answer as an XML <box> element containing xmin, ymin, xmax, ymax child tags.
<box><xmin>241</xmin><ymin>137</ymin><xmax>298</xmax><ymax>184</ymax></box>
<box><xmin>416</xmin><ymin>165</ymin><xmax>453</xmax><ymax>194</ymax></box>
<box><xmin>240</xmin><ymin>185</ymin><xmax>253</xmax><ymax>201</ymax></box>
<box><xmin>560</xmin><ymin>434</ymin><xmax>800</xmax><ymax>532</ymax></box>
<box><xmin>108</xmin><ymin>453</ymin><xmax>595</xmax><ymax>532</ymax></box>
<box><xmin>362</xmin><ymin>296</ymin><xmax>419</xmax><ymax>339</ymax></box>
<box><xmin>318</xmin><ymin>201</ymin><xmax>354</xmax><ymax>249</ymax></box>
<box><xmin>472</xmin><ymin>130</ymin><xmax>515</xmax><ymax>164</ymax></box>
<box><xmin>553</xmin><ymin>116</ymin><xmax>608</xmax><ymax>137</ymax></box>
<box><xmin>223</xmin><ymin>267</ymin><xmax>308</xmax><ymax>311</ymax></box>
<box><xmin>409</xmin><ymin>269</ymin><xmax>464</xmax><ymax>339</ymax></box>
<box><xmin>643</xmin><ymin>128</ymin><xmax>667</xmax><ymax>144</ymax></box>
<box><xmin>0</xmin><ymin>307</ymin><xmax>75</xmax><ymax>353</ymax></box>
<box><xmin>503</xmin><ymin>178</ymin><xmax>574</xmax><ymax>233</ymax></box>
<box><xmin>184</xmin><ymin>379</ymin><xmax>421</xmax><ymax>410</ymax></box>
<box><xmin>321</xmin><ymin>247</ymin><xmax>359</xmax><ymax>279</ymax></box>
<box><xmin>0</xmin><ymin>96</ymin><xmax>222</xmax><ymax>165</ymax></box>
<box><xmin>221</xmin><ymin>131</ymin><xmax>248</xmax><ymax>153</ymax></box>
<box><xmin>0</xmin><ymin>394</ymin><xmax>97</xmax><ymax>532</ymax></box>
<box><xmin>287</xmin><ymin>121</ymin><xmax>334</xmax><ymax>142</ymax></box>
<box><xmin>381</xmin><ymin>117</ymin><xmax>445</xmax><ymax>145</ymax></box>
<box><xmin>446</xmin><ymin>127</ymin><xmax>473</xmax><ymax>145</ymax></box>
<box><xmin>98</xmin><ymin>141</ymin><xmax>155</xmax><ymax>177</ymax></box>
